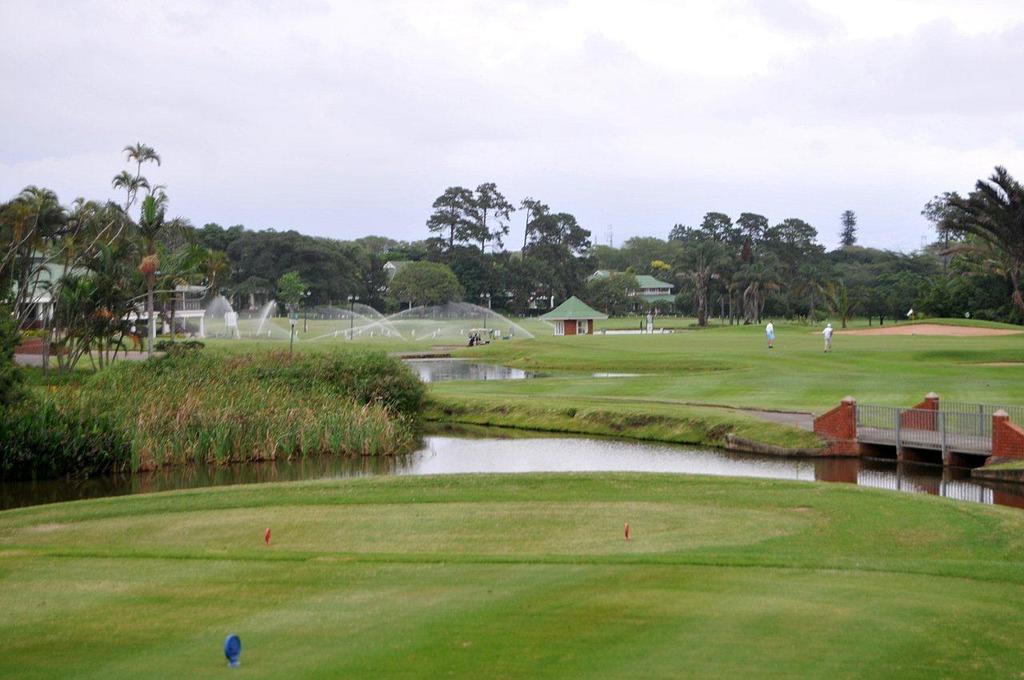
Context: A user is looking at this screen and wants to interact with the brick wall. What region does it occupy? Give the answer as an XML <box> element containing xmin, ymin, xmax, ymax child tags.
<box><xmin>899</xmin><ymin>393</ymin><xmax>939</xmax><ymax>431</ymax></box>
<box><xmin>813</xmin><ymin>397</ymin><xmax>859</xmax><ymax>456</ymax></box>
<box><xmin>992</xmin><ymin>411</ymin><xmax>1024</xmax><ymax>459</ymax></box>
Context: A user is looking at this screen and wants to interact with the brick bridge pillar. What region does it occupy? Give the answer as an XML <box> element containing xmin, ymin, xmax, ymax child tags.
<box><xmin>900</xmin><ymin>392</ymin><xmax>939</xmax><ymax>431</ymax></box>
<box><xmin>988</xmin><ymin>410</ymin><xmax>1024</xmax><ymax>463</ymax></box>
<box><xmin>813</xmin><ymin>396</ymin><xmax>859</xmax><ymax>456</ymax></box>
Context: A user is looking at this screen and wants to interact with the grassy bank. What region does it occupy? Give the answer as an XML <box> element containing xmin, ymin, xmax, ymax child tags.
<box><xmin>425</xmin><ymin>393</ymin><xmax>823</xmax><ymax>452</ymax></box>
<box><xmin>2</xmin><ymin>473</ymin><xmax>1024</xmax><ymax>677</ymax></box>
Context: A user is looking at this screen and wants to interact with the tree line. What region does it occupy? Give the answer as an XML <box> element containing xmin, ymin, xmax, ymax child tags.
<box><xmin>3</xmin><ymin>145</ymin><xmax>1022</xmax><ymax>375</ymax></box>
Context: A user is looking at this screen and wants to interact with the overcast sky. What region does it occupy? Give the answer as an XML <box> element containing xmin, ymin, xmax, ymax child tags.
<box><xmin>2</xmin><ymin>0</ymin><xmax>1023</xmax><ymax>251</ymax></box>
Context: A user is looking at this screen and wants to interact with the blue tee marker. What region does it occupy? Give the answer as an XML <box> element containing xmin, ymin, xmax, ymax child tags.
<box><xmin>224</xmin><ymin>634</ymin><xmax>242</xmax><ymax>667</ymax></box>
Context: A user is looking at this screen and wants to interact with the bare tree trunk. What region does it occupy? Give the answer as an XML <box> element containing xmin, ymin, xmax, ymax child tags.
<box><xmin>1011</xmin><ymin>265</ymin><xmax>1024</xmax><ymax>316</ymax></box>
<box><xmin>147</xmin><ymin>285</ymin><xmax>155</xmax><ymax>357</ymax></box>
<box><xmin>41</xmin><ymin>306</ymin><xmax>51</xmax><ymax>378</ymax></box>
<box><xmin>169</xmin><ymin>297</ymin><xmax>176</xmax><ymax>344</ymax></box>
<box><xmin>696</xmin><ymin>281</ymin><xmax>707</xmax><ymax>327</ymax></box>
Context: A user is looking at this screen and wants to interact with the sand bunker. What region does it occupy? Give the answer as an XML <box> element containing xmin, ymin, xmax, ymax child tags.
<box><xmin>842</xmin><ymin>323</ymin><xmax>1022</xmax><ymax>337</ymax></box>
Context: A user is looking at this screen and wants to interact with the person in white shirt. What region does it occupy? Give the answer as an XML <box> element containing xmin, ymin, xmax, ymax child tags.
<box><xmin>765</xmin><ymin>321</ymin><xmax>775</xmax><ymax>349</ymax></box>
<box><xmin>822</xmin><ymin>322</ymin><xmax>834</xmax><ymax>353</ymax></box>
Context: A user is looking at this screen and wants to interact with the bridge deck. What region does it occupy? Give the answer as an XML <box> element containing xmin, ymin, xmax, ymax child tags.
<box><xmin>857</xmin><ymin>427</ymin><xmax>991</xmax><ymax>455</ymax></box>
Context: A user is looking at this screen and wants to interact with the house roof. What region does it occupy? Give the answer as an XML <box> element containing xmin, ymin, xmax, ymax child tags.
<box><xmin>634</xmin><ymin>274</ymin><xmax>673</xmax><ymax>289</ymax></box>
<box><xmin>540</xmin><ymin>296</ymin><xmax>609</xmax><ymax>321</ymax></box>
<box><xmin>588</xmin><ymin>270</ymin><xmax>672</xmax><ymax>291</ymax></box>
<box><xmin>8</xmin><ymin>260</ymin><xmax>81</xmax><ymax>304</ymax></box>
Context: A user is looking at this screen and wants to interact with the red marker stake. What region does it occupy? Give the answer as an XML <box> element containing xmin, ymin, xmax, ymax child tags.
<box><xmin>264</xmin><ymin>527</ymin><xmax>271</xmax><ymax>545</ymax></box>
<box><xmin>624</xmin><ymin>522</ymin><xmax>631</xmax><ymax>541</ymax></box>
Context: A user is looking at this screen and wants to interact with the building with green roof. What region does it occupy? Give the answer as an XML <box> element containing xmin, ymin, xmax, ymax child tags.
<box><xmin>539</xmin><ymin>296</ymin><xmax>608</xmax><ymax>335</ymax></box>
<box><xmin>588</xmin><ymin>270</ymin><xmax>675</xmax><ymax>307</ymax></box>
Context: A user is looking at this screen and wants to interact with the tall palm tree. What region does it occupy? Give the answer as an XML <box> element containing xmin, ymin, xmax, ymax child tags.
<box><xmin>136</xmin><ymin>192</ymin><xmax>186</xmax><ymax>356</ymax></box>
<box><xmin>946</xmin><ymin>167</ymin><xmax>1024</xmax><ymax>315</ymax></box>
<box><xmin>111</xmin><ymin>171</ymin><xmax>150</xmax><ymax>212</ymax></box>
<box><xmin>739</xmin><ymin>255</ymin><xmax>781</xmax><ymax>325</ymax></box>
<box><xmin>123</xmin><ymin>142</ymin><xmax>161</xmax><ymax>177</ymax></box>
<box><xmin>674</xmin><ymin>238</ymin><xmax>727</xmax><ymax>327</ymax></box>
<box><xmin>2</xmin><ymin>187</ymin><xmax>67</xmax><ymax>326</ymax></box>
<box><xmin>201</xmin><ymin>248</ymin><xmax>230</xmax><ymax>296</ymax></box>
<box><xmin>825</xmin><ymin>281</ymin><xmax>855</xmax><ymax>329</ymax></box>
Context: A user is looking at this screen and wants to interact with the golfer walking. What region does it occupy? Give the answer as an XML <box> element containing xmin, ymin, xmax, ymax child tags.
<box><xmin>822</xmin><ymin>322</ymin><xmax>834</xmax><ymax>353</ymax></box>
<box><xmin>765</xmin><ymin>321</ymin><xmax>775</xmax><ymax>349</ymax></box>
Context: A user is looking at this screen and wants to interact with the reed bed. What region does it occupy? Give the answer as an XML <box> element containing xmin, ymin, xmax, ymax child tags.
<box><xmin>82</xmin><ymin>349</ymin><xmax>425</xmax><ymax>469</ymax></box>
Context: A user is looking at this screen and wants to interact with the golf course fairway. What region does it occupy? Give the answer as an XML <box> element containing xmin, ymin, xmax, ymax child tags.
<box><xmin>2</xmin><ymin>473</ymin><xmax>1024</xmax><ymax>678</ymax></box>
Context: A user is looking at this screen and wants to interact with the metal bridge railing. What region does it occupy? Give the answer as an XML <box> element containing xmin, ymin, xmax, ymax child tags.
<box><xmin>855</xmin><ymin>404</ymin><xmax>899</xmax><ymax>430</ymax></box>
<box><xmin>856</xmin><ymin>405</ymin><xmax>997</xmax><ymax>454</ymax></box>
<box><xmin>941</xmin><ymin>402</ymin><xmax>1024</xmax><ymax>438</ymax></box>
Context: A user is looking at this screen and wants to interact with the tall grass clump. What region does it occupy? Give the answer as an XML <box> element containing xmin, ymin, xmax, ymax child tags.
<box><xmin>0</xmin><ymin>396</ymin><xmax>132</xmax><ymax>480</ymax></box>
<box><xmin>82</xmin><ymin>350</ymin><xmax>425</xmax><ymax>469</ymax></box>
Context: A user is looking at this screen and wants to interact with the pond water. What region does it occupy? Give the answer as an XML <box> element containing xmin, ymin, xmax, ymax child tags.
<box><xmin>3</xmin><ymin>430</ymin><xmax>1022</xmax><ymax>511</ymax></box>
<box><xmin>404</xmin><ymin>358</ymin><xmax>531</xmax><ymax>383</ymax></box>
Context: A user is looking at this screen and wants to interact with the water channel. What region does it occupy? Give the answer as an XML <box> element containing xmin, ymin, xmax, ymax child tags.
<box><xmin>3</xmin><ymin>427</ymin><xmax>1022</xmax><ymax>511</ymax></box>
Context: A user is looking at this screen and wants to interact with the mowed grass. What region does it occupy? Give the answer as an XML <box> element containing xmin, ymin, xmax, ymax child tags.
<box><xmin>3</xmin><ymin>474</ymin><xmax>1024</xmax><ymax>678</ymax></box>
<box><xmin>445</xmin><ymin>319</ymin><xmax>1024</xmax><ymax>411</ymax></box>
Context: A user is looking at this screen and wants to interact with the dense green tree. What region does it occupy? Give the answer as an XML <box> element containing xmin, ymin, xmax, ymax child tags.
<box><xmin>226</xmin><ymin>230</ymin><xmax>361</xmax><ymax>306</ymax></box>
<box><xmin>192</xmin><ymin>223</ymin><xmax>246</xmax><ymax>253</ymax></box>
<box><xmin>471</xmin><ymin>183</ymin><xmax>513</xmax><ymax>250</ymax></box>
<box><xmin>388</xmin><ymin>261</ymin><xmax>463</xmax><ymax>307</ymax></box>
<box><xmin>700</xmin><ymin>212</ymin><xmax>740</xmax><ymax>244</ymax></box>
<box><xmin>426</xmin><ymin>186</ymin><xmax>475</xmax><ymax>252</ymax></box>
<box><xmin>736</xmin><ymin>212</ymin><xmax>769</xmax><ymax>242</ymax></box>
<box><xmin>276</xmin><ymin>271</ymin><xmax>308</xmax><ymax>312</ymax></box>
<box><xmin>523</xmin><ymin>211</ymin><xmax>594</xmax><ymax>302</ymax></box>
<box><xmin>0</xmin><ymin>306</ymin><xmax>23</xmax><ymax>408</ymax></box>
<box><xmin>840</xmin><ymin>210</ymin><xmax>858</xmax><ymax>247</ymax></box>
<box><xmin>584</xmin><ymin>272</ymin><xmax>638</xmax><ymax>315</ymax></box>
<box><xmin>520</xmin><ymin>198</ymin><xmax>549</xmax><ymax>252</ymax></box>
<box><xmin>448</xmin><ymin>247</ymin><xmax>494</xmax><ymax>304</ymax></box>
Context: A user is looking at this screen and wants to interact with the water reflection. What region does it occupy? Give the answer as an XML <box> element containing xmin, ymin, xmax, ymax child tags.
<box><xmin>2</xmin><ymin>434</ymin><xmax>1022</xmax><ymax>511</ymax></box>
<box><xmin>404</xmin><ymin>359</ymin><xmax>530</xmax><ymax>383</ymax></box>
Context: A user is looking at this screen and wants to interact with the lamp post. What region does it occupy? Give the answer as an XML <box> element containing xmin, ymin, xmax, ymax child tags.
<box><xmin>347</xmin><ymin>294</ymin><xmax>359</xmax><ymax>340</ymax></box>
<box><xmin>303</xmin><ymin>290</ymin><xmax>311</xmax><ymax>333</ymax></box>
<box><xmin>480</xmin><ymin>293</ymin><xmax>491</xmax><ymax>329</ymax></box>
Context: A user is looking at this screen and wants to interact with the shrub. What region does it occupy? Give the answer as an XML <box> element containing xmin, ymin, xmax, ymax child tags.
<box><xmin>154</xmin><ymin>339</ymin><xmax>205</xmax><ymax>352</ymax></box>
<box><xmin>250</xmin><ymin>350</ymin><xmax>425</xmax><ymax>418</ymax></box>
<box><xmin>0</xmin><ymin>396</ymin><xmax>131</xmax><ymax>480</ymax></box>
<box><xmin>0</xmin><ymin>307</ymin><xmax>24</xmax><ymax>408</ymax></box>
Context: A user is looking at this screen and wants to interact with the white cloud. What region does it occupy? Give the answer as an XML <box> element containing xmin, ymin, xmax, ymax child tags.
<box><xmin>1</xmin><ymin>0</ymin><xmax>1023</xmax><ymax>250</ymax></box>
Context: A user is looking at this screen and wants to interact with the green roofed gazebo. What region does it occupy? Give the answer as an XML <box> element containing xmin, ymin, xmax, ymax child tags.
<box><xmin>540</xmin><ymin>296</ymin><xmax>608</xmax><ymax>336</ymax></box>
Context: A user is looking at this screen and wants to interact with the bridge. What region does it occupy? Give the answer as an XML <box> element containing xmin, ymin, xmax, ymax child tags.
<box><xmin>813</xmin><ymin>393</ymin><xmax>1024</xmax><ymax>465</ymax></box>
